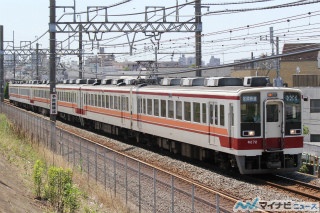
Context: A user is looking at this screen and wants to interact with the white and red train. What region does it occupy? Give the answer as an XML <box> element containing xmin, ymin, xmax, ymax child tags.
<box><xmin>8</xmin><ymin>76</ymin><xmax>304</xmax><ymax>174</ymax></box>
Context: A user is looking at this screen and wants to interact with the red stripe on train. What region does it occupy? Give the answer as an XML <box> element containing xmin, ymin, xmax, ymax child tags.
<box><xmin>222</xmin><ymin>137</ymin><xmax>303</xmax><ymax>150</ymax></box>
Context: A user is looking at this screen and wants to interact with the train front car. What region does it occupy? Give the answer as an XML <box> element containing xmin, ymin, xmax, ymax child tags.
<box><xmin>235</xmin><ymin>87</ymin><xmax>303</xmax><ymax>174</ymax></box>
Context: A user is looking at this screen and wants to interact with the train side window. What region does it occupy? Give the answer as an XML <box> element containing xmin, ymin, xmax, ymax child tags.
<box><xmin>220</xmin><ymin>105</ymin><xmax>225</xmax><ymax>126</ymax></box>
<box><xmin>114</xmin><ymin>96</ymin><xmax>117</xmax><ymax>109</ymax></box>
<box><xmin>176</xmin><ymin>101</ymin><xmax>182</xmax><ymax>120</ymax></box>
<box><xmin>147</xmin><ymin>99</ymin><xmax>153</xmax><ymax>115</ymax></box>
<box><xmin>94</xmin><ymin>94</ymin><xmax>98</xmax><ymax>106</ymax></box>
<box><xmin>154</xmin><ymin>99</ymin><xmax>159</xmax><ymax>116</ymax></box>
<box><xmin>121</xmin><ymin>96</ymin><xmax>128</xmax><ymax>111</ymax></box>
<box><xmin>168</xmin><ymin>100</ymin><xmax>174</xmax><ymax>118</ymax></box>
<box><xmin>210</xmin><ymin>104</ymin><xmax>214</xmax><ymax>124</ymax></box>
<box><xmin>89</xmin><ymin>94</ymin><xmax>93</xmax><ymax>106</ymax></box>
<box><xmin>184</xmin><ymin>102</ymin><xmax>191</xmax><ymax>121</ymax></box>
<box><xmin>118</xmin><ymin>96</ymin><xmax>121</xmax><ymax>110</ymax></box>
<box><xmin>142</xmin><ymin>98</ymin><xmax>146</xmax><ymax>114</ymax></box>
<box><xmin>214</xmin><ymin>104</ymin><xmax>218</xmax><ymax>125</ymax></box>
<box><xmin>102</xmin><ymin>95</ymin><xmax>105</xmax><ymax>108</ymax></box>
<box><xmin>161</xmin><ymin>100</ymin><xmax>166</xmax><ymax>117</ymax></box>
<box><xmin>110</xmin><ymin>96</ymin><xmax>114</xmax><ymax>109</ymax></box>
<box><xmin>202</xmin><ymin>103</ymin><xmax>207</xmax><ymax>124</ymax></box>
<box><xmin>126</xmin><ymin>97</ymin><xmax>129</xmax><ymax>111</ymax></box>
<box><xmin>106</xmin><ymin>95</ymin><xmax>109</xmax><ymax>108</ymax></box>
<box><xmin>137</xmin><ymin>97</ymin><xmax>142</xmax><ymax>113</ymax></box>
<box><xmin>98</xmin><ymin>95</ymin><xmax>102</xmax><ymax>107</ymax></box>
<box><xmin>193</xmin><ymin>102</ymin><xmax>200</xmax><ymax>123</ymax></box>
<box><xmin>115</xmin><ymin>96</ymin><xmax>120</xmax><ymax>110</ymax></box>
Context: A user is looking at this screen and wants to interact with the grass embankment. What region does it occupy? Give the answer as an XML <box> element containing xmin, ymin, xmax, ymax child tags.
<box><xmin>0</xmin><ymin>114</ymin><xmax>131</xmax><ymax>213</ymax></box>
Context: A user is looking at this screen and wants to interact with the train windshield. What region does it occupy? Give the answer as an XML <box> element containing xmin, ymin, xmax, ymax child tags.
<box><xmin>241</xmin><ymin>93</ymin><xmax>261</xmax><ymax>123</ymax></box>
<box><xmin>284</xmin><ymin>92</ymin><xmax>301</xmax><ymax>123</ymax></box>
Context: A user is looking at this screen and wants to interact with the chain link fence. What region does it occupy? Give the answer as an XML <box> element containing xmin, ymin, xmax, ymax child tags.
<box><xmin>1</xmin><ymin>103</ymin><xmax>236</xmax><ymax>213</ymax></box>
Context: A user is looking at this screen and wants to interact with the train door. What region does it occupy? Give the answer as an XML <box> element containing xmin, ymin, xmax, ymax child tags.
<box><xmin>228</xmin><ymin>103</ymin><xmax>234</xmax><ymax>148</ymax></box>
<box><xmin>209</xmin><ymin>102</ymin><xmax>219</xmax><ymax>146</ymax></box>
<box><xmin>263</xmin><ymin>100</ymin><xmax>284</xmax><ymax>150</ymax></box>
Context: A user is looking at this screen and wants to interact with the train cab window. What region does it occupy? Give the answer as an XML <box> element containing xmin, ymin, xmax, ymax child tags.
<box><xmin>241</xmin><ymin>93</ymin><xmax>260</xmax><ymax>123</ymax></box>
<box><xmin>184</xmin><ymin>102</ymin><xmax>191</xmax><ymax>121</ymax></box>
<box><xmin>220</xmin><ymin>105</ymin><xmax>225</xmax><ymax>126</ymax></box>
<box><xmin>161</xmin><ymin>100</ymin><xmax>166</xmax><ymax>117</ymax></box>
<box><xmin>147</xmin><ymin>99</ymin><xmax>153</xmax><ymax>115</ymax></box>
<box><xmin>154</xmin><ymin>99</ymin><xmax>159</xmax><ymax>116</ymax></box>
<box><xmin>193</xmin><ymin>102</ymin><xmax>200</xmax><ymax>123</ymax></box>
<box><xmin>176</xmin><ymin>101</ymin><xmax>182</xmax><ymax>120</ymax></box>
<box><xmin>168</xmin><ymin>100</ymin><xmax>174</xmax><ymax>118</ymax></box>
<box><xmin>202</xmin><ymin>103</ymin><xmax>207</xmax><ymax>124</ymax></box>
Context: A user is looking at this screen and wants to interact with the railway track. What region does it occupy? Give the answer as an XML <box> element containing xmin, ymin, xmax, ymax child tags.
<box><xmin>2</xmin><ymin>101</ymin><xmax>260</xmax><ymax>212</ymax></box>
<box><xmin>259</xmin><ymin>174</ymin><xmax>320</xmax><ymax>201</ymax></box>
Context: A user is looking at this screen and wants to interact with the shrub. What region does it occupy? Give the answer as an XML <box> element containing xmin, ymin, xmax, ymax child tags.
<box><xmin>64</xmin><ymin>183</ymin><xmax>81</xmax><ymax>213</ymax></box>
<box><xmin>33</xmin><ymin>160</ymin><xmax>45</xmax><ymax>198</ymax></box>
<box><xmin>44</xmin><ymin>166</ymin><xmax>80</xmax><ymax>212</ymax></box>
<box><xmin>299</xmin><ymin>164</ymin><xmax>309</xmax><ymax>174</ymax></box>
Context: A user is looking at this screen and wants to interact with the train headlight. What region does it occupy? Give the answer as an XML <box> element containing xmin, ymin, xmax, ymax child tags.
<box><xmin>290</xmin><ymin>129</ymin><xmax>301</xmax><ymax>135</ymax></box>
<box><xmin>243</xmin><ymin>130</ymin><xmax>255</xmax><ymax>137</ymax></box>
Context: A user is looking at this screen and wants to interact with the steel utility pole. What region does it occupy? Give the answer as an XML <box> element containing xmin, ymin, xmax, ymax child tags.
<box><xmin>195</xmin><ymin>0</ymin><xmax>202</xmax><ymax>77</ymax></box>
<box><xmin>0</xmin><ymin>25</ymin><xmax>4</xmax><ymax>102</ymax></box>
<box><xmin>79</xmin><ymin>24</ymin><xmax>83</xmax><ymax>79</ymax></box>
<box><xmin>36</xmin><ymin>43</ymin><xmax>39</xmax><ymax>80</ymax></box>
<box><xmin>49</xmin><ymin>0</ymin><xmax>57</xmax><ymax>121</ymax></box>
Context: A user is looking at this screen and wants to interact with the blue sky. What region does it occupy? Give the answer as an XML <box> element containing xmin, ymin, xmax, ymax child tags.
<box><xmin>1</xmin><ymin>0</ymin><xmax>319</xmax><ymax>64</ymax></box>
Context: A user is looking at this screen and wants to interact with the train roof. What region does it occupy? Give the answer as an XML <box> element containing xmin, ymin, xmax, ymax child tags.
<box><xmin>9</xmin><ymin>79</ymin><xmax>302</xmax><ymax>97</ymax></box>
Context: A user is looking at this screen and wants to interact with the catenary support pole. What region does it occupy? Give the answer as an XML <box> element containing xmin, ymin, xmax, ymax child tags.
<box><xmin>0</xmin><ymin>25</ymin><xmax>4</xmax><ymax>102</ymax></box>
